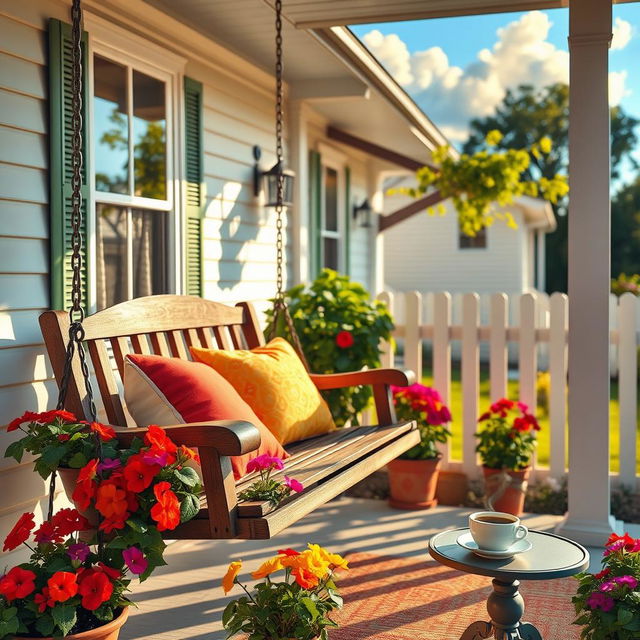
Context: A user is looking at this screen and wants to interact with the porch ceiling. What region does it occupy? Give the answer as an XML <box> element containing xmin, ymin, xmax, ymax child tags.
<box><xmin>142</xmin><ymin>0</ymin><xmax>441</xmax><ymax>160</ymax></box>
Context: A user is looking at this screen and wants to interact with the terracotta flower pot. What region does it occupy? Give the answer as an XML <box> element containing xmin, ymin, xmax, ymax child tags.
<box><xmin>435</xmin><ymin>470</ymin><xmax>468</xmax><ymax>506</ymax></box>
<box><xmin>482</xmin><ymin>466</ymin><xmax>531</xmax><ymax>516</ymax></box>
<box><xmin>387</xmin><ymin>456</ymin><xmax>441</xmax><ymax>510</ymax></box>
<box><xmin>20</xmin><ymin>607</ymin><xmax>129</xmax><ymax>640</ymax></box>
<box><xmin>57</xmin><ymin>467</ymin><xmax>100</xmax><ymax>541</ymax></box>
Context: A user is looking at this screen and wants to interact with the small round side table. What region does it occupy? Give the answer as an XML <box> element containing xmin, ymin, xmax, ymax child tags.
<box><xmin>428</xmin><ymin>528</ymin><xmax>589</xmax><ymax>640</ymax></box>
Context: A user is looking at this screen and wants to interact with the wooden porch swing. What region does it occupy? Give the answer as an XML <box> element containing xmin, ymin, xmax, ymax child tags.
<box><xmin>40</xmin><ymin>0</ymin><xmax>418</xmax><ymax>542</ymax></box>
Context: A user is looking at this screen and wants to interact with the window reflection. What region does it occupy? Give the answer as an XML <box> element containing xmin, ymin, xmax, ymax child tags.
<box><xmin>96</xmin><ymin>204</ymin><xmax>128</xmax><ymax>309</ymax></box>
<box><xmin>94</xmin><ymin>56</ymin><xmax>128</xmax><ymax>194</ymax></box>
<box><xmin>325</xmin><ymin>168</ymin><xmax>338</xmax><ymax>232</ymax></box>
<box><xmin>133</xmin><ymin>71</ymin><xmax>167</xmax><ymax>200</ymax></box>
<box><xmin>132</xmin><ymin>209</ymin><xmax>168</xmax><ymax>299</ymax></box>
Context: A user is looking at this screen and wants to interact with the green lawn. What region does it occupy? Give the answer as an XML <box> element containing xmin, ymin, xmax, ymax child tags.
<box><xmin>421</xmin><ymin>367</ymin><xmax>639</xmax><ymax>473</ymax></box>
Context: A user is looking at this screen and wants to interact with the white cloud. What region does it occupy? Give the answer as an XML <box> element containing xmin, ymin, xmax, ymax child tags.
<box><xmin>362</xmin><ymin>10</ymin><xmax>629</xmax><ymax>142</ymax></box>
<box><xmin>611</xmin><ymin>17</ymin><xmax>632</xmax><ymax>51</ymax></box>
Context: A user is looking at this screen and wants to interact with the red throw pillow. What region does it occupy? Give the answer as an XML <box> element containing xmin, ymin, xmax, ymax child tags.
<box><xmin>123</xmin><ymin>353</ymin><xmax>289</xmax><ymax>479</ymax></box>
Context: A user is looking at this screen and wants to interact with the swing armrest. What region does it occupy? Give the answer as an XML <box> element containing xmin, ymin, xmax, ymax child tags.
<box><xmin>310</xmin><ymin>368</ymin><xmax>415</xmax><ymax>391</ymax></box>
<box><xmin>114</xmin><ymin>420</ymin><xmax>261</xmax><ymax>456</ymax></box>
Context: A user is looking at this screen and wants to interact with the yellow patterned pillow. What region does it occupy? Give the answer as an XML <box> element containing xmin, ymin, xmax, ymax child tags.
<box><xmin>190</xmin><ymin>338</ymin><xmax>336</xmax><ymax>445</ymax></box>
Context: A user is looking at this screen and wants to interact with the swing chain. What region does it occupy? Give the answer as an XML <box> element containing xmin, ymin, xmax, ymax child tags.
<box><xmin>50</xmin><ymin>0</ymin><xmax>102</xmax><ymax>522</ymax></box>
<box><xmin>269</xmin><ymin>0</ymin><xmax>309</xmax><ymax>370</ymax></box>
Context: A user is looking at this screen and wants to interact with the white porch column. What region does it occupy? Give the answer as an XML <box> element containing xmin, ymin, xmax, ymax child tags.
<box><xmin>536</xmin><ymin>229</ymin><xmax>545</xmax><ymax>291</ymax></box>
<box><xmin>556</xmin><ymin>0</ymin><xmax>622</xmax><ymax>546</ymax></box>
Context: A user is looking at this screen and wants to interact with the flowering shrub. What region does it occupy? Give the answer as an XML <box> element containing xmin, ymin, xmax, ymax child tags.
<box><xmin>222</xmin><ymin>544</ymin><xmax>348</xmax><ymax>640</ymax></box>
<box><xmin>475</xmin><ymin>399</ymin><xmax>540</xmax><ymax>470</ymax></box>
<box><xmin>265</xmin><ymin>269</ymin><xmax>394</xmax><ymax>427</ymax></box>
<box><xmin>0</xmin><ymin>507</ymin><xmax>131</xmax><ymax>638</ymax></box>
<box><xmin>573</xmin><ymin>533</ymin><xmax>640</xmax><ymax>639</ymax></box>
<box><xmin>2</xmin><ymin>411</ymin><xmax>204</xmax><ymax>636</ymax></box>
<box><xmin>391</xmin><ymin>384</ymin><xmax>452</xmax><ymax>460</ymax></box>
<box><xmin>611</xmin><ymin>273</ymin><xmax>640</xmax><ymax>297</ymax></box>
<box><xmin>237</xmin><ymin>455</ymin><xmax>304</xmax><ymax>507</ymax></box>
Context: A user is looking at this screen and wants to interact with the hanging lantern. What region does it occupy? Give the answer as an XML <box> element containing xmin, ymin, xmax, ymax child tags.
<box><xmin>253</xmin><ymin>146</ymin><xmax>295</xmax><ymax>208</ymax></box>
<box><xmin>353</xmin><ymin>198</ymin><xmax>373</xmax><ymax>228</ymax></box>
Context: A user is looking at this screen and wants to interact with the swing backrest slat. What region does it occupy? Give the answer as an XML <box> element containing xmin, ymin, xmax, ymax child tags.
<box><xmin>40</xmin><ymin>295</ymin><xmax>265</xmax><ymax>427</ymax></box>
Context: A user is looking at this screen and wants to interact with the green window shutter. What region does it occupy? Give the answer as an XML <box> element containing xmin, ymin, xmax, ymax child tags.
<box><xmin>49</xmin><ymin>19</ymin><xmax>91</xmax><ymax>311</ymax></box>
<box><xmin>344</xmin><ymin>165</ymin><xmax>351</xmax><ymax>276</ymax></box>
<box><xmin>184</xmin><ymin>77</ymin><xmax>204</xmax><ymax>297</ymax></box>
<box><xmin>309</xmin><ymin>149</ymin><xmax>322</xmax><ymax>278</ymax></box>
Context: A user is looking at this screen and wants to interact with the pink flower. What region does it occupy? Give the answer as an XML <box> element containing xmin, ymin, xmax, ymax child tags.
<box><xmin>599</xmin><ymin>580</ymin><xmax>616</xmax><ymax>592</ymax></box>
<box><xmin>615</xmin><ymin>575</ymin><xmax>638</xmax><ymax>589</ymax></box>
<box><xmin>67</xmin><ymin>543</ymin><xmax>90</xmax><ymax>563</ymax></box>
<box><xmin>586</xmin><ymin>592</ymin><xmax>615</xmax><ymax>612</ymax></box>
<box><xmin>123</xmin><ymin>546</ymin><xmax>148</xmax><ymax>575</ymax></box>
<box><xmin>284</xmin><ymin>476</ymin><xmax>304</xmax><ymax>493</ymax></box>
<box><xmin>97</xmin><ymin>458</ymin><xmax>121</xmax><ymax>473</ymax></box>
<box><xmin>246</xmin><ymin>455</ymin><xmax>285</xmax><ymax>473</ymax></box>
<box><xmin>142</xmin><ymin>450</ymin><xmax>169</xmax><ymax>466</ymax></box>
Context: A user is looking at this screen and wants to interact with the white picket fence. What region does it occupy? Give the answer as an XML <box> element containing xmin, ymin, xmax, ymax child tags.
<box><xmin>378</xmin><ymin>290</ymin><xmax>640</xmax><ymax>487</ymax></box>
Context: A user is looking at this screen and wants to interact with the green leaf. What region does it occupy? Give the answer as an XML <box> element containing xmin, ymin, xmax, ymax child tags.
<box><xmin>618</xmin><ymin>608</ymin><xmax>634</xmax><ymax>626</ymax></box>
<box><xmin>126</xmin><ymin>517</ymin><xmax>148</xmax><ymax>533</ymax></box>
<box><xmin>34</xmin><ymin>458</ymin><xmax>53</xmax><ymax>480</ymax></box>
<box><xmin>4</xmin><ymin>440</ymin><xmax>25</xmax><ymax>463</ymax></box>
<box><xmin>35</xmin><ymin>614</ymin><xmax>56</xmax><ymax>637</ymax></box>
<box><xmin>180</xmin><ymin>493</ymin><xmax>200</xmax><ymax>523</ymax></box>
<box><xmin>174</xmin><ymin>467</ymin><xmax>200</xmax><ymax>487</ymax></box>
<box><xmin>52</xmin><ymin>605</ymin><xmax>77</xmax><ymax>636</ymax></box>
<box><xmin>41</xmin><ymin>445</ymin><xmax>69</xmax><ymax>467</ymax></box>
<box><xmin>301</xmin><ymin>597</ymin><xmax>319</xmax><ymax>620</ymax></box>
<box><xmin>67</xmin><ymin>451</ymin><xmax>88</xmax><ymax>468</ymax></box>
<box><xmin>0</xmin><ymin>608</ymin><xmax>16</xmax><ymax>622</ymax></box>
<box><xmin>0</xmin><ymin>618</ymin><xmax>19</xmax><ymax>638</ymax></box>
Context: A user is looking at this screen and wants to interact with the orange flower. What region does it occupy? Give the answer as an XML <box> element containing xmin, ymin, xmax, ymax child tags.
<box><xmin>123</xmin><ymin>456</ymin><xmax>160</xmax><ymax>492</ymax></box>
<box><xmin>47</xmin><ymin>571</ymin><xmax>78</xmax><ymax>603</ymax></box>
<box><xmin>251</xmin><ymin>556</ymin><xmax>284</xmax><ymax>579</ymax></box>
<box><xmin>307</xmin><ymin>544</ymin><xmax>349</xmax><ymax>571</ymax></box>
<box><xmin>90</xmin><ymin>422</ymin><xmax>116</xmax><ymax>442</ymax></box>
<box><xmin>144</xmin><ymin>425</ymin><xmax>177</xmax><ymax>454</ymax></box>
<box><xmin>95</xmin><ymin>483</ymin><xmax>129</xmax><ymax>519</ymax></box>
<box><xmin>293</xmin><ymin>568</ymin><xmax>319</xmax><ymax>589</ymax></box>
<box><xmin>3</xmin><ymin>512</ymin><xmax>35</xmax><ymax>552</ymax></box>
<box><xmin>78</xmin><ymin>570</ymin><xmax>113</xmax><ymax>610</ymax></box>
<box><xmin>78</xmin><ymin>459</ymin><xmax>99</xmax><ymax>484</ymax></box>
<box><xmin>221</xmin><ymin>560</ymin><xmax>242</xmax><ymax>594</ymax></box>
<box><xmin>179</xmin><ymin>444</ymin><xmax>201</xmax><ymax>464</ymax></box>
<box><xmin>150</xmin><ymin>481</ymin><xmax>180</xmax><ymax>531</ymax></box>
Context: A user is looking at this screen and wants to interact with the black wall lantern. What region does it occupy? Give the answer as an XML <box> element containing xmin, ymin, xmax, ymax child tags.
<box><xmin>253</xmin><ymin>145</ymin><xmax>295</xmax><ymax>207</ymax></box>
<box><xmin>353</xmin><ymin>198</ymin><xmax>373</xmax><ymax>228</ymax></box>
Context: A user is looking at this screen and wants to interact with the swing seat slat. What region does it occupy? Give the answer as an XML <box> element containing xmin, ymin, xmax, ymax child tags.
<box><xmin>40</xmin><ymin>295</ymin><xmax>419</xmax><ymax>541</ymax></box>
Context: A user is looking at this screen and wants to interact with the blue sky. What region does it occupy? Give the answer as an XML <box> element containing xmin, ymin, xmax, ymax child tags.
<box><xmin>351</xmin><ymin>5</ymin><xmax>640</xmax><ymax>166</ymax></box>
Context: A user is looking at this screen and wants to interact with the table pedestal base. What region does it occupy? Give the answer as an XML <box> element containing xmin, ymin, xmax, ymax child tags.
<box><xmin>459</xmin><ymin>579</ymin><xmax>543</xmax><ymax>640</ymax></box>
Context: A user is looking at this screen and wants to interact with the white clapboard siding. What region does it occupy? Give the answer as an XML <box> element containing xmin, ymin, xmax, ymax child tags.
<box><xmin>549</xmin><ymin>293</ymin><xmax>568</xmax><ymax>478</ymax></box>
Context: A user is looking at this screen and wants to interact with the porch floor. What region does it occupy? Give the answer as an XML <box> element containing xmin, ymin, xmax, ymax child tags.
<box><xmin>120</xmin><ymin>498</ymin><xmax>635</xmax><ymax>640</ymax></box>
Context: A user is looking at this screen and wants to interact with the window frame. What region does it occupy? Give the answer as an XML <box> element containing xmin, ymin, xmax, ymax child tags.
<box><xmin>458</xmin><ymin>225</ymin><xmax>488</xmax><ymax>250</ymax></box>
<box><xmin>85</xmin><ymin>14</ymin><xmax>186</xmax><ymax>311</ymax></box>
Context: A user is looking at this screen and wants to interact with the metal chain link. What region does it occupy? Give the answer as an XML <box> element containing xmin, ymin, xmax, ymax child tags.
<box><xmin>50</xmin><ymin>0</ymin><xmax>103</xmax><ymax>525</ymax></box>
<box><xmin>267</xmin><ymin>0</ymin><xmax>309</xmax><ymax>370</ymax></box>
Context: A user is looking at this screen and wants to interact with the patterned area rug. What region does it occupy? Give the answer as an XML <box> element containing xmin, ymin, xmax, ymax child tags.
<box><xmin>332</xmin><ymin>553</ymin><xmax>580</xmax><ymax>640</ymax></box>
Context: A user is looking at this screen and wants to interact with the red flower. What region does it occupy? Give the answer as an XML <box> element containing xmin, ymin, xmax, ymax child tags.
<box><xmin>123</xmin><ymin>456</ymin><xmax>161</xmax><ymax>492</ymax></box>
<box><xmin>90</xmin><ymin>422</ymin><xmax>116</xmax><ymax>442</ymax></box>
<box><xmin>144</xmin><ymin>425</ymin><xmax>177</xmax><ymax>455</ymax></box>
<box><xmin>278</xmin><ymin>548</ymin><xmax>300</xmax><ymax>557</ymax></box>
<box><xmin>478</xmin><ymin>411</ymin><xmax>491</xmax><ymax>422</ymax></box>
<box><xmin>594</xmin><ymin>567</ymin><xmax>611</xmax><ymax>580</ymax></box>
<box><xmin>3</xmin><ymin>512</ymin><xmax>35</xmax><ymax>552</ymax></box>
<box><xmin>58</xmin><ymin>434</ymin><xmax>71</xmax><ymax>442</ymax></box>
<box><xmin>150</xmin><ymin>481</ymin><xmax>181</xmax><ymax>531</ymax></box>
<box><xmin>95</xmin><ymin>483</ymin><xmax>129</xmax><ymax>519</ymax></box>
<box><xmin>78</xmin><ymin>459</ymin><xmax>99</xmax><ymax>484</ymax></box>
<box><xmin>72</xmin><ymin>480</ymin><xmax>97</xmax><ymax>511</ymax></box>
<box><xmin>335</xmin><ymin>330</ymin><xmax>354</xmax><ymax>349</ymax></box>
<box><xmin>96</xmin><ymin>563</ymin><xmax>122</xmax><ymax>581</ymax></box>
<box><xmin>489</xmin><ymin>398</ymin><xmax>515</xmax><ymax>417</ymax></box>
<box><xmin>51</xmin><ymin>508</ymin><xmax>91</xmax><ymax>536</ymax></box>
<box><xmin>47</xmin><ymin>571</ymin><xmax>78</xmax><ymax>603</ymax></box>
<box><xmin>78</xmin><ymin>570</ymin><xmax>114</xmax><ymax>610</ymax></box>
<box><xmin>99</xmin><ymin>517</ymin><xmax>126</xmax><ymax>534</ymax></box>
<box><xmin>0</xmin><ymin>567</ymin><xmax>36</xmax><ymax>601</ymax></box>
<box><xmin>293</xmin><ymin>568</ymin><xmax>319</xmax><ymax>589</ymax></box>
<box><xmin>34</xmin><ymin>587</ymin><xmax>55</xmax><ymax>613</ymax></box>
<box><xmin>34</xmin><ymin>521</ymin><xmax>64</xmax><ymax>544</ymax></box>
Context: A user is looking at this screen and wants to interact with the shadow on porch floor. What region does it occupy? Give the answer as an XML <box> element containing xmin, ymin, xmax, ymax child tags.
<box><xmin>120</xmin><ymin>498</ymin><xmax>615</xmax><ymax>640</ymax></box>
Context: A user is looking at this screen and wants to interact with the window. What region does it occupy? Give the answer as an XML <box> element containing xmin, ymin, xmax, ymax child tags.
<box><xmin>459</xmin><ymin>225</ymin><xmax>487</xmax><ymax>249</ymax></box>
<box><xmin>321</xmin><ymin>166</ymin><xmax>342</xmax><ymax>270</ymax></box>
<box><xmin>91</xmin><ymin>50</ymin><xmax>174</xmax><ymax>310</ymax></box>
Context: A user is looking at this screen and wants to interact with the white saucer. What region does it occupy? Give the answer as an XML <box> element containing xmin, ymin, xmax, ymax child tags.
<box><xmin>456</xmin><ymin>532</ymin><xmax>532</xmax><ymax>559</ymax></box>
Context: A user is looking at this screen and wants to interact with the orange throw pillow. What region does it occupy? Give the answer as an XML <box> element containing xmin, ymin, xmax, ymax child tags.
<box><xmin>123</xmin><ymin>354</ymin><xmax>289</xmax><ymax>480</ymax></box>
<box><xmin>190</xmin><ymin>338</ymin><xmax>336</xmax><ymax>445</ymax></box>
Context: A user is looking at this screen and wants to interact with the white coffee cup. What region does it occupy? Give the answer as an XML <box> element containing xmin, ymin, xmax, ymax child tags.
<box><xmin>469</xmin><ymin>511</ymin><xmax>528</xmax><ymax>551</ymax></box>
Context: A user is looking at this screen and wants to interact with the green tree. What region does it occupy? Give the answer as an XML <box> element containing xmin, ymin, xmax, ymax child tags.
<box><xmin>463</xmin><ymin>83</ymin><xmax>639</xmax><ymax>293</ymax></box>
<box><xmin>612</xmin><ymin>177</ymin><xmax>640</xmax><ymax>277</ymax></box>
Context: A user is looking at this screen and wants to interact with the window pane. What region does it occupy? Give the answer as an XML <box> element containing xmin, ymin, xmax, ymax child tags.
<box><xmin>324</xmin><ymin>167</ymin><xmax>338</xmax><ymax>232</ymax></box>
<box><xmin>132</xmin><ymin>210</ymin><xmax>169</xmax><ymax>299</ymax></box>
<box><xmin>94</xmin><ymin>56</ymin><xmax>129</xmax><ymax>194</ymax></box>
<box><xmin>133</xmin><ymin>71</ymin><xmax>167</xmax><ymax>200</ymax></box>
<box><xmin>96</xmin><ymin>204</ymin><xmax>128</xmax><ymax>310</ymax></box>
<box><xmin>459</xmin><ymin>226</ymin><xmax>487</xmax><ymax>249</ymax></box>
<box><xmin>323</xmin><ymin>237</ymin><xmax>339</xmax><ymax>271</ymax></box>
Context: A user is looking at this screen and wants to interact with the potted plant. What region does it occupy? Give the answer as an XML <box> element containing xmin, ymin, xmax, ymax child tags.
<box><xmin>475</xmin><ymin>399</ymin><xmax>540</xmax><ymax>516</ymax></box>
<box><xmin>573</xmin><ymin>532</ymin><xmax>640</xmax><ymax>639</ymax></box>
<box><xmin>387</xmin><ymin>384</ymin><xmax>452</xmax><ymax>510</ymax></box>
<box><xmin>221</xmin><ymin>544</ymin><xmax>348</xmax><ymax>639</ymax></box>
<box><xmin>2</xmin><ymin>410</ymin><xmax>205</xmax><ymax>638</ymax></box>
